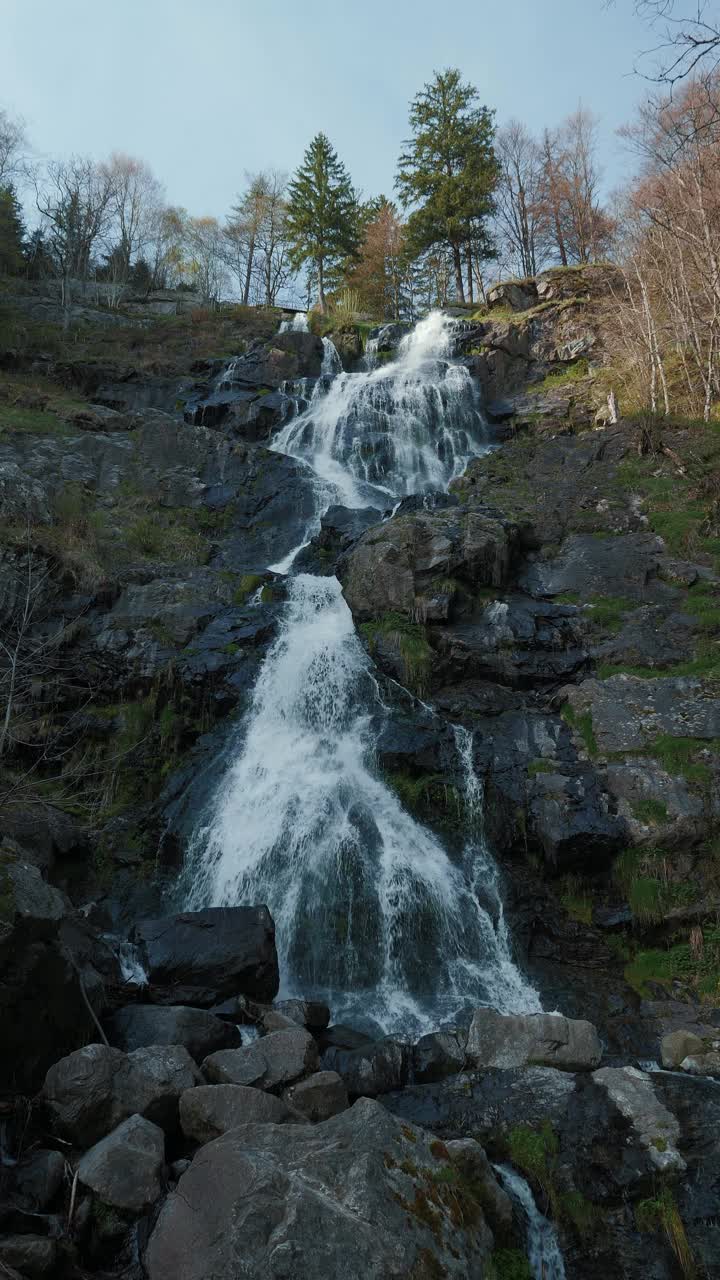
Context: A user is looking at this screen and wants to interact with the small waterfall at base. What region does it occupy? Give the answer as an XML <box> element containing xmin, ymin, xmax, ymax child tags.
<box><xmin>494</xmin><ymin>1166</ymin><xmax>566</xmax><ymax>1280</ymax></box>
<box><xmin>182</xmin><ymin>308</ymin><xmax>539</xmax><ymax>1034</ymax></box>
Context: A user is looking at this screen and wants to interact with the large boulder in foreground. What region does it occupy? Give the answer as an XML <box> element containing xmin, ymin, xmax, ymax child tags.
<box><xmin>145</xmin><ymin>1098</ymin><xmax>494</xmax><ymax>1280</ymax></box>
<box><xmin>466</xmin><ymin>1008</ymin><xmax>602</xmax><ymax>1071</ymax></box>
<box><xmin>135</xmin><ymin>906</ymin><xmax>279</xmax><ymax>1006</ymax></box>
<box><xmin>43</xmin><ymin>1043</ymin><xmax>199</xmax><ymax>1146</ymax></box>
<box><xmin>179</xmin><ymin>1083</ymin><xmax>296</xmax><ymax>1143</ymax></box>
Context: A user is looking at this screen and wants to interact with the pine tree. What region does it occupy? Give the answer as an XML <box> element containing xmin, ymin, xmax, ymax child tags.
<box><xmin>0</xmin><ymin>184</ymin><xmax>25</xmax><ymax>276</ymax></box>
<box><xmin>396</xmin><ymin>68</ymin><xmax>497</xmax><ymax>303</ymax></box>
<box><xmin>285</xmin><ymin>133</ymin><xmax>359</xmax><ymax>313</ymax></box>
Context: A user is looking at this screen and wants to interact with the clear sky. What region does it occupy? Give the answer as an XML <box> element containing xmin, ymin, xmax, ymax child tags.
<box><xmin>4</xmin><ymin>0</ymin><xmax>656</xmax><ymax>217</ymax></box>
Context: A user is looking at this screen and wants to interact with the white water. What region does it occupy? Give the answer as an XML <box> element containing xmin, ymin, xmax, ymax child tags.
<box><xmin>279</xmin><ymin>311</ymin><xmax>309</xmax><ymax>333</ymax></box>
<box><xmin>184</xmin><ymin>310</ymin><xmax>539</xmax><ymax>1033</ymax></box>
<box><xmin>272</xmin><ymin>310</ymin><xmax>487</xmax><ymax>510</ymax></box>
<box><xmin>495</xmin><ymin>1166</ymin><xmax>566</xmax><ymax>1280</ymax></box>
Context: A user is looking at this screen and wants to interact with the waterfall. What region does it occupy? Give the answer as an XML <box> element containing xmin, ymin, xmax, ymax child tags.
<box><xmin>183</xmin><ymin>309</ymin><xmax>539</xmax><ymax>1034</ymax></box>
<box><xmin>494</xmin><ymin>1166</ymin><xmax>566</xmax><ymax>1280</ymax></box>
<box><xmin>279</xmin><ymin>310</ymin><xmax>309</xmax><ymax>333</ymax></box>
<box><xmin>272</xmin><ymin>310</ymin><xmax>488</xmax><ymax>510</ymax></box>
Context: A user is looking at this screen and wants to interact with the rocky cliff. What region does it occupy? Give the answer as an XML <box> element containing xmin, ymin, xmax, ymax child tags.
<box><xmin>1</xmin><ymin>274</ymin><xmax>719</xmax><ymax>1279</ymax></box>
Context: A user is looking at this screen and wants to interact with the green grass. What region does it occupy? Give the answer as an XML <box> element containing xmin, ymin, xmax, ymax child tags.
<box><xmin>558</xmin><ymin>1190</ymin><xmax>603</xmax><ymax>1240</ymax></box>
<box><xmin>624</xmin><ymin>926</ymin><xmax>720</xmax><ymax>998</ymax></box>
<box><xmin>560</xmin><ymin>875</ymin><xmax>593</xmax><ymax>925</ymax></box>
<box><xmin>126</xmin><ymin>514</ymin><xmax>209</xmax><ymax>563</ymax></box>
<box><xmin>613</xmin><ymin>846</ymin><xmax>695</xmax><ymax>924</ymax></box>
<box><xmin>232</xmin><ymin>573</ymin><xmax>264</xmax><ymax>605</ymax></box>
<box><xmin>527</xmin><ymin>757</ymin><xmax>556</xmax><ymax>776</ymax></box>
<box><xmin>647</xmin><ymin>733</ymin><xmax>717</xmax><ymax>784</ymax></box>
<box><xmin>561</xmin><ymin>702</ymin><xmax>598</xmax><ymax>756</ymax></box>
<box><xmin>631</xmin><ymin>797</ymin><xmax>669</xmax><ymax>825</ymax></box>
<box><xmin>0</xmin><ymin>405</ymin><xmax>72</xmax><ymax>436</ymax></box>
<box><xmin>636</xmin><ymin>1188</ymin><xmax>696</xmax><ymax>1277</ymax></box>
<box><xmin>508</xmin><ymin>1122</ymin><xmax>559</xmax><ymax>1211</ymax></box>
<box><xmin>384</xmin><ymin>769</ymin><xmax>464</xmax><ymax>830</ymax></box>
<box><xmin>531</xmin><ymin>357</ymin><xmax>590</xmax><ymax>393</ymax></box>
<box><xmin>360</xmin><ymin>612</ymin><xmax>433</xmax><ymax>696</ymax></box>
<box><xmin>583</xmin><ymin>595</ymin><xmax>638</xmax><ymax>631</ymax></box>
<box><xmin>487</xmin><ymin>1251</ymin><xmax>533</xmax><ymax>1280</ymax></box>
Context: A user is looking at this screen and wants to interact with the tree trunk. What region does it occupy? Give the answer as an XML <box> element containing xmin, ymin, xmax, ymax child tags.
<box><xmin>242</xmin><ymin>233</ymin><xmax>256</xmax><ymax>306</ymax></box>
<box><xmin>452</xmin><ymin>244</ymin><xmax>465</xmax><ymax>303</ymax></box>
<box><xmin>466</xmin><ymin>245</ymin><xmax>474</xmax><ymax>304</ymax></box>
<box><xmin>62</xmin><ymin>270</ymin><xmax>71</xmax><ymax>332</ymax></box>
<box><xmin>318</xmin><ymin>256</ymin><xmax>326</xmax><ymax>314</ymax></box>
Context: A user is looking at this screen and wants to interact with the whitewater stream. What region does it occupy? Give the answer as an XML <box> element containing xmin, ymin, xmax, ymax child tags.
<box><xmin>183</xmin><ymin>312</ymin><xmax>540</xmax><ymax>1034</ymax></box>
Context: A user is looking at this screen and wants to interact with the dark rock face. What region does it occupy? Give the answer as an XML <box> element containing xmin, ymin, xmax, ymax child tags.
<box><xmin>321</xmin><ymin>1037</ymin><xmax>408</xmax><ymax>1096</ymax></box>
<box><xmin>145</xmin><ymin>1098</ymin><xmax>494</xmax><ymax>1280</ymax></box>
<box><xmin>106</xmin><ymin>1005</ymin><xmax>241</xmax><ymax>1061</ymax></box>
<box><xmin>202</xmin><ymin>1027</ymin><xmax>318</xmax><ymax>1091</ymax></box>
<box><xmin>282</xmin><ymin>1071</ymin><xmax>349</xmax><ymax>1122</ymax></box>
<box><xmin>135</xmin><ymin>905</ymin><xmax>279</xmax><ymax>1006</ymax></box>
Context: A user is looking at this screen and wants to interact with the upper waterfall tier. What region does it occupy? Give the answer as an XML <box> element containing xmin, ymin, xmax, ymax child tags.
<box><xmin>272</xmin><ymin>311</ymin><xmax>489</xmax><ymax>510</ymax></box>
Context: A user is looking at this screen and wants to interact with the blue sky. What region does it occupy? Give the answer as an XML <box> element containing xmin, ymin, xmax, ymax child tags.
<box><xmin>5</xmin><ymin>0</ymin><xmax>655</xmax><ymax>216</ymax></box>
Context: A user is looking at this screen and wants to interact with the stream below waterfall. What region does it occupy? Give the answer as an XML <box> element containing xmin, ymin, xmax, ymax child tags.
<box><xmin>181</xmin><ymin>312</ymin><xmax>541</xmax><ymax>1035</ymax></box>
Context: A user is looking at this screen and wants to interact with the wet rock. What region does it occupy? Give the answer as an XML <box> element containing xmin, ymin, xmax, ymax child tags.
<box><xmin>321</xmin><ymin>1037</ymin><xmax>408</xmax><ymax>1096</ymax></box>
<box><xmin>179</xmin><ymin>1083</ymin><xmax>296</xmax><ymax>1143</ymax></box>
<box><xmin>412</xmin><ymin>1030</ymin><xmax>467</xmax><ymax>1083</ymax></box>
<box><xmin>527</xmin><ymin>767</ymin><xmax>625</xmax><ymax>869</ymax></box>
<box><xmin>520</xmin><ymin>532</ymin><xmax>666</xmax><ymax>600</ymax></box>
<box><xmin>563</xmin><ymin>674</ymin><xmax>720</xmax><ymax>755</ymax></box>
<box><xmin>339</xmin><ymin>507</ymin><xmax>511</xmax><ymax>622</ymax></box>
<box><xmin>271</xmin><ymin>998</ymin><xmax>331</xmax><ymax>1030</ymax></box>
<box><xmin>465</xmin><ymin>1009</ymin><xmax>602</xmax><ymax>1071</ymax></box>
<box><xmin>43</xmin><ymin>1042</ymin><xmax>200</xmax><ymax>1146</ymax></box>
<box><xmin>14</xmin><ymin>1150</ymin><xmax>65</xmax><ymax>1210</ymax></box>
<box><xmin>145</xmin><ymin>1098</ymin><xmax>494</xmax><ymax>1280</ymax></box>
<box><xmin>445</xmin><ymin>1138</ymin><xmax>513</xmax><ymax>1231</ymax></box>
<box><xmin>77</xmin><ymin>1114</ymin><xmax>165</xmax><ymax>1213</ymax></box>
<box><xmin>106</xmin><ymin>1005</ymin><xmax>240</xmax><ymax>1062</ymax></box>
<box><xmin>592</xmin><ymin>1066</ymin><xmax>685</xmax><ymax>1175</ymax></box>
<box><xmin>282</xmin><ymin>1071</ymin><xmax>349</xmax><ymax>1122</ymax></box>
<box><xmin>0</xmin><ymin>1236</ymin><xmax>57</xmax><ymax>1278</ymax></box>
<box><xmin>202</xmin><ymin>1026</ymin><xmax>319</xmax><ymax>1091</ymax></box>
<box><xmin>135</xmin><ymin>905</ymin><xmax>279</xmax><ymax>1006</ymax></box>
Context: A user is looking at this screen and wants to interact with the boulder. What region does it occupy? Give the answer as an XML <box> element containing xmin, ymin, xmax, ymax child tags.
<box><xmin>14</xmin><ymin>1149</ymin><xmax>65</xmax><ymax>1210</ymax></box>
<box><xmin>106</xmin><ymin>1004</ymin><xmax>241</xmax><ymax>1061</ymax></box>
<box><xmin>321</xmin><ymin>1037</ymin><xmax>408</xmax><ymax>1096</ymax></box>
<box><xmin>0</xmin><ymin>1236</ymin><xmax>57</xmax><ymax>1278</ymax></box>
<box><xmin>680</xmin><ymin>1050</ymin><xmax>720</xmax><ymax>1078</ymax></box>
<box><xmin>272</xmin><ymin>998</ymin><xmax>331</xmax><ymax>1030</ymax></box>
<box><xmin>661</xmin><ymin>1029</ymin><xmax>705</xmax><ymax>1070</ymax></box>
<box><xmin>592</xmin><ymin>1066</ymin><xmax>685</xmax><ymax>1176</ymax></box>
<box><xmin>135</xmin><ymin>905</ymin><xmax>279</xmax><ymax>1006</ymax></box>
<box><xmin>282</xmin><ymin>1071</ymin><xmax>349</xmax><ymax>1122</ymax></box>
<box><xmin>465</xmin><ymin>1009</ymin><xmax>602</xmax><ymax>1071</ymax></box>
<box><xmin>202</xmin><ymin>1027</ymin><xmax>319</xmax><ymax>1092</ymax></box>
<box><xmin>444</xmin><ymin>1138</ymin><xmax>513</xmax><ymax>1232</ymax></box>
<box><xmin>43</xmin><ymin>1042</ymin><xmax>200</xmax><ymax>1146</ymax></box>
<box><xmin>77</xmin><ymin>1113</ymin><xmax>165</xmax><ymax>1213</ymax></box>
<box><xmin>179</xmin><ymin>1083</ymin><xmax>296</xmax><ymax>1144</ymax></box>
<box><xmin>487</xmin><ymin>281</ymin><xmax>538</xmax><ymax>312</ymax></box>
<box><xmin>412</xmin><ymin>1030</ymin><xmax>467</xmax><ymax>1083</ymax></box>
<box><xmin>145</xmin><ymin>1098</ymin><xmax>494</xmax><ymax>1280</ymax></box>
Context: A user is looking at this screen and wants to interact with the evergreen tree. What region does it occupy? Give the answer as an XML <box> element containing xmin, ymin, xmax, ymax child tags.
<box><xmin>396</xmin><ymin>68</ymin><xmax>497</xmax><ymax>303</ymax></box>
<box><xmin>285</xmin><ymin>133</ymin><xmax>359</xmax><ymax>313</ymax></box>
<box><xmin>0</xmin><ymin>184</ymin><xmax>25</xmax><ymax>275</ymax></box>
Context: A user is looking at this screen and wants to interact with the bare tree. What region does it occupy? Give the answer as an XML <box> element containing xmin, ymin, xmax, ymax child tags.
<box><xmin>494</xmin><ymin>120</ymin><xmax>546</xmax><ymax>276</ymax></box>
<box><xmin>102</xmin><ymin>153</ymin><xmax>165</xmax><ymax>305</ymax></box>
<box><xmin>538</xmin><ymin>108</ymin><xmax>614</xmax><ymax>264</ymax></box>
<box><xmin>36</xmin><ymin>157</ymin><xmax>115</xmax><ymax>327</ymax></box>
<box><xmin>0</xmin><ymin>105</ymin><xmax>30</xmax><ymax>187</ymax></box>
<box><xmin>184</xmin><ymin>216</ymin><xmax>228</xmax><ymax>303</ymax></box>
<box><xmin>627</xmin><ymin>1</ymin><xmax>720</xmax><ymax>84</ymax></box>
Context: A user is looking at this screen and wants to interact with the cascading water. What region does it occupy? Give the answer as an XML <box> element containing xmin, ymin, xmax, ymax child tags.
<box><xmin>183</xmin><ymin>310</ymin><xmax>539</xmax><ymax>1033</ymax></box>
<box><xmin>494</xmin><ymin>1166</ymin><xmax>567</xmax><ymax>1280</ymax></box>
<box><xmin>279</xmin><ymin>310</ymin><xmax>309</xmax><ymax>333</ymax></box>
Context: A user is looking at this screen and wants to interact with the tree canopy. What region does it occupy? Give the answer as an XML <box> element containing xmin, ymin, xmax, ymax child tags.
<box><xmin>396</xmin><ymin>68</ymin><xmax>497</xmax><ymax>302</ymax></box>
<box><xmin>285</xmin><ymin>133</ymin><xmax>359</xmax><ymax>312</ymax></box>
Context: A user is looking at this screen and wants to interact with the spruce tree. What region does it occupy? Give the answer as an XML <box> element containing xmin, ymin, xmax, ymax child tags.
<box><xmin>0</xmin><ymin>184</ymin><xmax>25</xmax><ymax>276</ymax></box>
<box><xmin>285</xmin><ymin>133</ymin><xmax>359</xmax><ymax>313</ymax></box>
<box><xmin>396</xmin><ymin>68</ymin><xmax>497</xmax><ymax>303</ymax></box>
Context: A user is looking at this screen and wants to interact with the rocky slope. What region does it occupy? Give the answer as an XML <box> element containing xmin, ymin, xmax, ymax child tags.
<box><xmin>1</xmin><ymin>273</ymin><xmax>719</xmax><ymax>1278</ymax></box>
